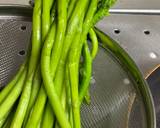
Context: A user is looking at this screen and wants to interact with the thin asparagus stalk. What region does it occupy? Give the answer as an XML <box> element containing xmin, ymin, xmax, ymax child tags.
<box><xmin>89</xmin><ymin>28</ymin><xmax>99</xmax><ymax>60</ymax></box>
<box><xmin>10</xmin><ymin>0</ymin><xmax>42</xmax><ymax>127</ymax></box>
<box><xmin>41</xmin><ymin>102</ymin><xmax>54</xmax><ymax>128</ymax></box>
<box><xmin>79</xmin><ymin>41</ymin><xmax>92</xmax><ymax>104</ymax></box>
<box><xmin>67</xmin><ymin>13</ymin><xmax>84</xmax><ymax>128</ymax></box>
<box><xmin>0</xmin><ymin>68</ymin><xmax>27</xmax><ymax>124</ymax></box>
<box><xmin>25</xmin><ymin>86</ymin><xmax>47</xmax><ymax>128</ymax></box>
<box><xmin>0</xmin><ymin>62</ymin><xmax>25</xmax><ymax>104</ymax></box>
<box><xmin>23</xmin><ymin>66</ymin><xmax>41</xmax><ymax>127</ymax></box>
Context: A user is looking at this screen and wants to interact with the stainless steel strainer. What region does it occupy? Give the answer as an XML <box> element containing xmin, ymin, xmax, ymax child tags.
<box><xmin>0</xmin><ymin>5</ymin><xmax>156</xmax><ymax>128</ymax></box>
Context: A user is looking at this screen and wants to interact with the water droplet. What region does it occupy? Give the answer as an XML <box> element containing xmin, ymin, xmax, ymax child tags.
<box><xmin>149</xmin><ymin>52</ymin><xmax>157</xmax><ymax>59</ymax></box>
<box><xmin>123</xmin><ymin>78</ymin><xmax>130</xmax><ymax>85</ymax></box>
<box><xmin>90</xmin><ymin>76</ymin><xmax>96</xmax><ymax>84</ymax></box>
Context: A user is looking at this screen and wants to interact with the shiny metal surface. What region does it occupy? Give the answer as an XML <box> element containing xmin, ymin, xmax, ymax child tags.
<box><xmin>0</xmin><ymin>8</ymin><xmax>31</xmax><ymax>87</ymax></box>
<box><xmin>96</xmin><ymin>14</ymin><xmax>160</xmax><ymax>77</ymax></box>
<box><xmin>0</xmin><ymin>0</ymin><xmax>30</xmax><ymax>6</ymax></box>
<box><xmin>112</xmin><ymin>0</ymin><xmax>160</xmax><ymax>9</ymax></box>
<box><xmin>110</xmin><ymin>9</ymin><xmax>160</xmax><ymax>15</ymax></box>
<box><xmin>147</xmin><ymin>66</ymin><xmax>160</xmax><ymax>128</ymax></box>
<box><xmin>81</xmin><ymin>46</ymin><xmax>148</xmax><ymax>128</ymax></box>
<box><xmin>2</xmin><ymin>0</ymin><xmax>160</xmax><ymax>10</ymax></box>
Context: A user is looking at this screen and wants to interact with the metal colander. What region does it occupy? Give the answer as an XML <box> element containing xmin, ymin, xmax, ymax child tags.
<box><xmin>0</xmin><ymin>5</ymin><xmax>156</xmax><ymax>128</ymax></box>
<box><xmin>81</xmin><ymin>47</ymin><xmax>148</xmax><ymax>128</ymax></box>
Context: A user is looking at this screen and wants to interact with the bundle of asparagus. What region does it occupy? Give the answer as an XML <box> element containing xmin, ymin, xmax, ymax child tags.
<box><xmin>0</xmin><ymin>0</ymin><xmax>116</xmax><ymax>128</ymax></box>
